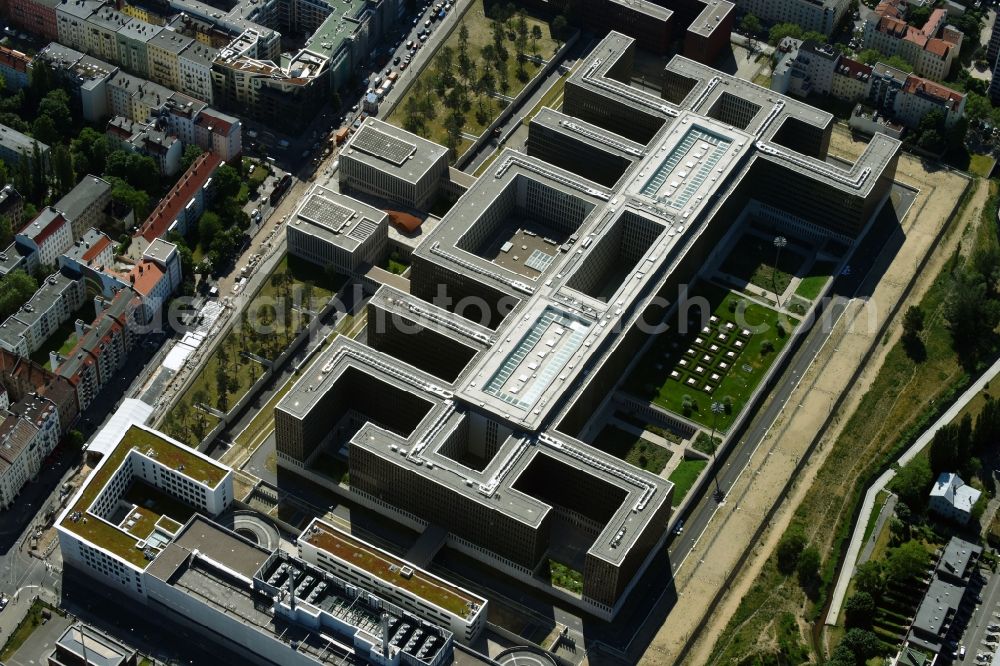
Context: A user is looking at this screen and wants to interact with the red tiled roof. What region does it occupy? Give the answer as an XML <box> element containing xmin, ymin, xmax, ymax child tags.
<box><xmin>196</xmin><ymin>111</ymin><xmax>233</xmax><ymax>136</ymax></box>
<box><xmin>836</xmin><ymin>57</ymin><xmax>873</xmax><ymax>79</ymax></box>
<box><xmin>903</xmin><ymin>74</ymin><xmax>964</xmax><ymax>109</ymax></box>
<box><xmin>136</xmin><ymin>151</ymin><xmax>222</xmax><ymax>242</ymax></box>
<box><xmin>0</xmin><ymin>46</ymin><xmax>30</xmax><ymax>74</ymax></box>
<box><xmin>32</xmin><ymin>211</ymin><xmax>67</xmax><ymax>247</ymax></box>
<box><xmin>123</xmin><ymin>260</ymin><xmax>165</xmax><ymax>297</ymax></box>
<box><xmin>82</xmin><ymin>235</ymin><xmax>111</xmax><ymax>263</ymax></box>
<box><xmin>925</xmin><ymin>38</ymin><xmax>950</xmax><ymax>57</ymax></box>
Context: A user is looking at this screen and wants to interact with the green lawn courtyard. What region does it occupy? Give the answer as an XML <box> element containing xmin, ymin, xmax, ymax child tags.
<box><xmin>794</xmin><ymin>260</ymin><xmax>837</xmax><ymax>300</ymax></box>
<box><xmin>386</xmin><ymin>0</ymin><xmax>560</xmax><ymax>156</ymax></box>
<box><xmin>595</xmin><ymin>425</ymin><xmax>672</xmax><ymax>474</ymax></box>
<box><xmin>667</xmin><ymin>459</ymin><xmax>708</xmax><ymax>506</ymax></box>
<box><xmin>29</xmin><ymin>303</ymin><xmax>93</xmax><ymax>369</ymax></box>
<box><xmin>719</xmin><ymin>233</ymin><xmax>806</xmax><ymax>297</ymax></box>
<box><xmin>624</xmin><ymin>281</ymin><xmax>799</xmax><ymax>432</ymax></box>
<box><xmin>546</xmin><ymin>559</ymin><xmax>583</xmax><ymax>594</ymax></box>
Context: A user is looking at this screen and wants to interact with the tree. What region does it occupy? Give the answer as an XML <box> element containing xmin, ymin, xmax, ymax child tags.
<box><xmin>110</xmin><ymin>178</ymin><xmax>151</xmax><ymax>222</ymax></box>
<box><xmin>776</xmin><ymin>527</ymin><xmax>805</xmax><ymax>574</ymax></box>
<box><xmin>435</xmin><ymin>46</ymin><xmax>456</xmax><ymax>93</ymax></box>
<box><xmin>38</xmin><ymin>89</ymin><xmax>72</xmax><ymax>136</ymax></box>
<box><xmin>854</xmin><ymin>560</ymin><xmax>886</xmax><ymax>599</ymax></box>
<box><xmin>551</xmin><ymin>14</ymin><xmax>569</xmax><ymax>42</ymax></box>
<box><xmin>531</xmin><ymin>24</ymin><xmax>542</xmax><ymax>55</ymax></box>
<box><xmin>213</xmin><ymin>164</ymin><xmax>241</xmax><ymax>200</ymax></box>
<box><xmin>885</xmin><ymin>55</ymin><xmax>913</xmax><ymax>73</ymax></box>
<box><xmin>886</xmin><ymin>540</ymin><xmax>930</xmax><ymax>584</ymax></box>
<box><xmin>906</xmin><ymin>4</ymin><xmax>932</xmax><ymax>27</ymax></box>
<box><xmin>974</xmin><ymin>397</ymin><xmax>1000</xmax><ymax>452</ymax></box>
<box><xmin>215</xmin><ymin>347</ymin><xmax>230</xmax><ymax>412</ymax></box>
<box><xmin>966</xmin><ymin>93</ymin><xmax>993</xmax><ymax>126</ymax></box>
<box><xmin>31</xmin><ymin>115</ymin><xmax>58</xmax><ymax>146</ymax></box>
<box><xmin>857</xmin><ymin>48</ymin><xmax>882</xmax><ymax>65</ymax></box>
<box><xmin>844</xmin><ymin>591</ymin><xmax>875</xmax><ymax>628</ymax></box>
<box><xmin>402</xmin><ymin>96</ymin><xmax>424</xmax><ymax>133</ymax></box>
<box><xmin>199</xmin><ymin>210</ymin><xmax>223</xmax><ymax>243</ymax></box>
<box><xmin>740</xmin><ymin>13</ymin><xmax>762</xmax><ymax>35</ymax></box>
<box><xmin>796</xmin><ymin>546</ymin><xmax>821</xmax><ymax>596</ymax></box>
<box><xmin>492</xmin><ymin>20</ymin><xmax>507</xmax><ymax>62</ymax></box>
<box><xmin>945</xmin><ymin>267</ymin><xmax>1000</xmax><ymax>367</ymax></box>
<box><xmin>180</xmin><ymin>144</ymin><xmax>203</xmax><ymax>172</ymax></box>
<box><xmin>902</xmin><ymin>305</ymin><xmax>924</xmax><ymax>339</ymax></box>
<box><xmin>889</xmin><ymin>455</ymin><xmax>932</xmax><ymax>511</ymax></box>
<box><xmin>0</xmin><ymin>215</ymin><xmax>11</xmax><ymax>248</ymax></box>
<box><xmin>929</xmin><ymin>416</ymin><xmax>972</xmax><ymax>476</ymax></box>
<box><xmin>0</xmin><ymin>270</ymin><xmax>38</xmax><ymax>320</ymax></box>
<box><xmin>839</xmin><ymin>629</ymin><xmax>882</xmax><ymax>663</ymax></box>
<box><xmin>768</xmin><ymin>22</ymin><xmax>803</xmax><ymax>45</ymax></box>
<box><xmin>71</xmin><ymin>127</ymin><xmax>110</xmax><ymax>175</ymax></box>
<box><xmin>52</xmin><ymin>144</ymin><xmax>74</xmax><ymax>196</ymax></box>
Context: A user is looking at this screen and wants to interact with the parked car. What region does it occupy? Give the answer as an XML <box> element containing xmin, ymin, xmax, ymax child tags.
<box><xmin>672</xmin><ymin>520</ymin><xmax>684</xmax><ymax>535</ymax></box>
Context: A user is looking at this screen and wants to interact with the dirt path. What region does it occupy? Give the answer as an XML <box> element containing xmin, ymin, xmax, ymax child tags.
<box><xmin>639</xmin><ymin>128</ymin><xmax>977</xmax><ymax>665</ymax></box>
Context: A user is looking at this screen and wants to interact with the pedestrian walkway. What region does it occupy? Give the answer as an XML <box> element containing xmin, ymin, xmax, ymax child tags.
<box><xmin>825</xmin><ymin>354</ymin><xmax>1000</xmax><ymax>625</ymax></box>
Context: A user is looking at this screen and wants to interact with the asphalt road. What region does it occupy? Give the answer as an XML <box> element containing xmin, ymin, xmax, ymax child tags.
<box><xmin>960</xmin><ymin>567</ymin><xmax>1000</xmax><ymax>662</ymax></box>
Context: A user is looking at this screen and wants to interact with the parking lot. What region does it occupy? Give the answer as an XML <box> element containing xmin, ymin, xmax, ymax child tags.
<box><xmin>959</xmin><ymin>563</ymin><xmax>1000</xmax><ymax>664</ymax></box>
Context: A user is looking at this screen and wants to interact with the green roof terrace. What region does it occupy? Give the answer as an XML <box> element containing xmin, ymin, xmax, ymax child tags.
<box><xmin>302</xmin><ymin>519</ymin><xmax>482</xmax><ymax>619</ymax></box>
<box><xmin>59</xmin><ymin>425</ymin><xmax>229</xmax><ymax>568</ymax></box>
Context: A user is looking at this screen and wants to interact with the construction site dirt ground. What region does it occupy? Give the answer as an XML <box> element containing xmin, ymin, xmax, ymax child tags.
<box><xmin>636</xmin><ymin>126</ymin><xmax>979</xmax><ymax>665</ymax></box>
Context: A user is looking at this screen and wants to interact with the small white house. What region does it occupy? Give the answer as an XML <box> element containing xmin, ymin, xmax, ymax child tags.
<box><xmin>929</xmin><ymin>472</ymin><xmax>981</xmax><ymax>524</ymax></box>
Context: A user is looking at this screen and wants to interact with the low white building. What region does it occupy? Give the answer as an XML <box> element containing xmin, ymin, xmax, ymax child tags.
<box><xmin>57</xmin><ymin>423</ymin><xmax>233</xmax><ymax>598</ymax></box>
<box><xmin>929</xmin><ymin>472</ymin><xmax>981</xmax><ymax>524</ymax></box>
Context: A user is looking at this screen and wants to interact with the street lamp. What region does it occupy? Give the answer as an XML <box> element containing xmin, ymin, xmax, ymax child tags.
<box><xmin>710</xmin><ymin>401</ymin><xmax>725</xmax><ymax>501</ymax></box>
<box><xmin>773</xmin><ymin>235</ymin><xmax>787</xmax><ymax>308</ymax></box>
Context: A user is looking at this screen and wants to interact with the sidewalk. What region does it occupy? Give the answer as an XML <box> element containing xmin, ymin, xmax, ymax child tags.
<box><xmin>825</xmin><ymin>355</ymin><xmax>1000</xmax><ymax>625</ymax></box>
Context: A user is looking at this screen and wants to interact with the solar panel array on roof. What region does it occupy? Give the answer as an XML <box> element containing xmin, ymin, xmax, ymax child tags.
<box><xmin>352</xmin><ymin>126</ymin><xmax>416</xmax><ymax>166</ymax></box>
<box><xmin>300</xmin><ymin>195</ymin><xmax>354</xmax><ymax>233</ymax></box>
<box><xmin>348</xmin><ymin>218</ymin><xmax>379</xmax><ymax>241</ymax></box>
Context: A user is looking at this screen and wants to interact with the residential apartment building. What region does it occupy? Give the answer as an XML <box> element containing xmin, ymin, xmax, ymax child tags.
<box><xmin>861</xmin><ymin>1</ymin><xmax>962</xmax><ymax>80</ymax></box>
<box><xmin>929</xmin><ymin>472</ymin><xmax>982</xmax><ymax>524</ymax></box>
<box><xmin>0</xmin><ymin>348</ymin><xmax>79</xmax><ymax>432</ymax></box>
<box><xmin>56</xmin><ymin>175</ymin><xmax>113</xmax><ymax>238</ymax></box>
<box><xmin>16</xmin><ymin>207</ymin><xmax>73</xmax><ymax>268</ymax></box>
<box><xmin>177</xmin><ymin>41</ymin><xmax>216</xmax><ymax>103</ymax></box>
<box><xmin>0</xmin><ymin>270</ymin><xmax>87</xmax><ymax>357</ymax></box>
<box><xmin>771</xmin><ymin>40</ymin><xmax>965</xmax><ymax>133</ymax></box>
<box><xmin>894</xmin><ymin>75</ymin><xmax>965</xmax><ymax>127</ymax></box>
<box><xmin>106</xmin><ymin>115</ymin><xmax>182</xmax><ymax>175</ymax></box>
<box><xmin>0</xmin><ymin>185</ymin><xmax>24</xmax><ymax>228</ymax></box>
<box><xmin>84</xmin><ymin>6</ymin><xmax>132</xmax><ymax>63</ymax></box>
<box><xmin>0</xmin><ymin>46</ymin><xmax>31</xmax><ymax>90</ymax></box>
<box><xmin>53</xmin><ymin>287</ymin><xmax>141</xmax><ymax>411</ymax></box>
<box><xmin>0</xmin><ymin>124</ymin><xmax>49</xmax><ymax>172</ymax></box>
<box><xmin>116</xmin><ymin>20</ymin><xmax>162</xmax><ymax>78</ymax></box>
<box><xmin>55</xmin><ymin>0</ymin><xmax>105</xmax><ymax>53</ymax></box>
<box><xmin>0</xmin><ymin>393</ymin><xmax>61</xmax><ymax>507</ymax></box>
<box><xmin>135</xmin><ymin>151</ymin><xmax>220</xmax><ymax>242</ymax></box>
<box><xmin>9</xmin><ymin>0</ymin><xmax>59</xmax><ymax>41</ymax></box>
<box><xmin>38</xmin><ymin>44</ymin><xmax>117</xmax><ymax>121</ymax></box>
<box><xmin>146</xmin><ymin>29</ymin><xmax>192</xmax><ymax>89</ymax></box>
<box><xmin>831</xmin><ymin>56</ymin><xmax>872</xmax><ymax>101</ymax></box>
<box><xmin>736</xmin><ymin>0</ymin><xmax>849</xmax><ymax>36</ymax></box>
